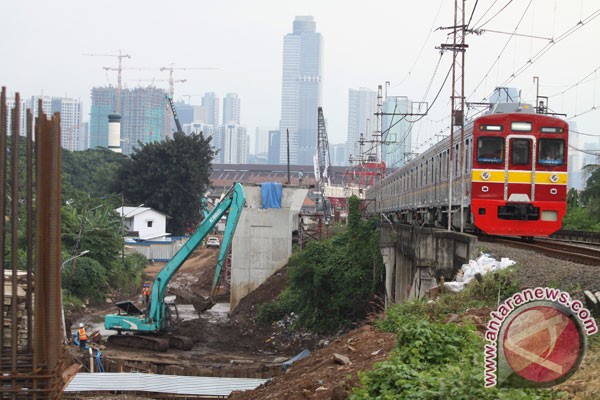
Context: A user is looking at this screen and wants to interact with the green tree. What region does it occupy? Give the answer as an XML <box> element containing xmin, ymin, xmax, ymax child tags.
<box><xmin>563</xmin><ymin>165</ymin><xmax>600</xmax><ymax>231</ymax></box>
<box><xmin>581</xmin><ymin>165</ymin><xmax>600</xmax><ymax>222</ymax></box>
<box><xmin>62</xmin><ymin>147</ymin><xmax>126</xmax><ymax>200</ymax></box>
<box><xmin>112</xmin><ymin>132</ymin><xmax>215</xmax><ymax>235</ymax></box>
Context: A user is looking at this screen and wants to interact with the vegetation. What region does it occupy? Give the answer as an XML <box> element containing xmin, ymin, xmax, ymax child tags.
<box><xmin>351</xmin><ymin>270</ymin><xmax>563</xmax><ymax>399</ymax></box>
<box><xmin>258</xmin><ymin>195</ymin><xmax>385</xmax><ymax>334</ymax></box>
<box><xmin>562</xmin><ymin>166</ymin><xmax>600</xmax><ymax>231</ymax></box>
<box><xmin>111</xmin><ymin>132</ymin><xmax>215</xmax><ymax>235</ymax></box>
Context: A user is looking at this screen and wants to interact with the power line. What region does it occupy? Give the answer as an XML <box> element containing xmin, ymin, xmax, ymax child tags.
<box><xmin>393</xmin><ymin>0</ymin><xmax>446</xmax><ymax>89</ymax></box>
<box><xmin>547</xmin><ymin>65</ymin><xmax>600</xmax><ymax>98</ymax></box>
<box><xmin>571</xmin><ymin>128</ymin><xmax>600</xmax><ymax>137</ymax></box>
<box><xmin>472</xmin><ymin>0</ymin><xmax>515</xmax><ymax>30</ymax></box>
<box><xmin>467</xmin><ymin>0</ymin><xmax>534</xmax><ymax>102</ymax></box>
<box><xmin>494</xmin><ymin>7</ymin><xmax>600</xmax><ymax>90</ymax></box>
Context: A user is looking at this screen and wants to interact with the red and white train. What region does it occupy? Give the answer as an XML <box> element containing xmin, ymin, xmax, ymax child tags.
<box><xmin>366</xmin><ymin>102</ymin><xmax>568</xmax><ymax>237</ymax></box>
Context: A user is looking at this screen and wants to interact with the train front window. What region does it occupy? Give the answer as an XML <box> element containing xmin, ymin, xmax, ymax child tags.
<box><xmin>539</xmin><ymin>139</ymin><xmax>564</xmax><ymax>166</ymax></box>
<box><xmin>511</xmin><ymin>139</ymin><xmax>531</xmax><ymax>165</ymax></box>
<box><xmin>477</xmin><ymin>137</ymin><xmax>503</xmax><ymax>163</ymax></box>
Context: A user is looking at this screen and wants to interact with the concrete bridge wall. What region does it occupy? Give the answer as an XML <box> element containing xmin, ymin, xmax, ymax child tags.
<box><xmin>230</xmin><ymin>185</ymin><xmax>307</xmax><ymax>311</ymax></box>
<box><xmin>380</xmin><ymin>223</ymin><xmax>478</xmax><ymax>304</ymax></box>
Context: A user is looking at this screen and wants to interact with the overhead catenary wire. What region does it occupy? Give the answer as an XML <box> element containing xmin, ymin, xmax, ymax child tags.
<box><xmin>392</xmin><ymin>0</ymin><xmax>446</xmax><ymax>89</ymax></box>
<box><xmin>492</xmin><ymin>7</ymin><xmax>600</xmax><ymax>93</ymax></box>
<box><xmin>468</xmin><ymin>0</ymin><xmax>534</xmax><ymax>102</ymax></box>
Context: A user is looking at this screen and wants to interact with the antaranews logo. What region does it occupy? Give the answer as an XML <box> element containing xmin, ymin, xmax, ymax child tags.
<box><xmin>484</xmin><ymin>287</ymin><xmax>598</xmax><ymax>388</ymax></box>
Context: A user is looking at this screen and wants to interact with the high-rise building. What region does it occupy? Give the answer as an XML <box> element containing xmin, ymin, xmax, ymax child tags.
<box><xmin>6</xmin><ymin>96</ymin><xmax>83</xmax><ymax>151</ymax></box>
<box><xmin>279</xmin><ymin>16</ymin><xmax>323</xmax><ymax>166</ymax></box>
<box><xmin>223</xmin><ymin>93</ymin><xmax>240</xmax><ymax>125</ymax></box>
<box><xmin>329</xmin><ymin>143</ymin><xmax>347</xmax><ymax>166</ymax></box>
<box><xmin>218</xmin><ymin>124</ymin><xmax>248</xmax><ymax>164</ymax></box>
<box><xmin>346</xmin><ymin>88</ymin><xmax>377</xmax><ymax>163</ymax></box>
<box><xmin>268</xmin><ymin>130</ymin><xmax>281</xmax><ymax>165</ymax></box>
<box><xmin>90</xmin><ymin>86</ymin><xmax>170</xmax><ymax>154</ymax></box>
<box><xmin>5</xmin><ymin>97</ymin><xmax>27</xmax><ymax>137</ymax></box>
<box><xmin>89</xmin><ymin>87</ymin><xmax>117</xmax><ymax>149</ymax></box>
<box><xmin>202</xmin><ymin>92</ymin><xmax>220</xmax><ymax>126</ymax></box>
<box><xmin>382</xmin><ymin>96</ymin><xmax>413</xmax><ymax>168</ymax></box>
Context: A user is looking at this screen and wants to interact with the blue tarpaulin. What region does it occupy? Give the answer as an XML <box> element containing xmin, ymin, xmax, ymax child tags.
<box><xmin>261</xmin><ymin>182</ymin><xmax>282</xmax><ymax>209</ymax></box>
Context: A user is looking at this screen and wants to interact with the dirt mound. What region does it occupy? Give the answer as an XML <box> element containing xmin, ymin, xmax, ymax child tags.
<box><xmin>228</xmin><ymin>324</ymin><xmax>396</xmax><ymax>400</ymax></box>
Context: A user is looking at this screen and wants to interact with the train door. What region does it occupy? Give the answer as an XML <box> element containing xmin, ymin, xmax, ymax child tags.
<box><xmin>504</xmin><ymin>134</ymin><xmax>537</xmax><ymax>213</ymax></box>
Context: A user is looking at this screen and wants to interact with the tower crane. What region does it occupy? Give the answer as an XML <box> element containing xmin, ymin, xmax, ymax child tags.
<box><xmin>83</xmin><ymin>50</ymin><xmax>131</xmax><ymax>113</ymax></box>
<box><xmin>129</xmin><ymin>78</ymin><xmax>187</xmax><ymax>90</ymax></box>
<box><xmin>160</xmin><ymin>63</ymin><xmax>218</xmax><ymax>98</ymax></box>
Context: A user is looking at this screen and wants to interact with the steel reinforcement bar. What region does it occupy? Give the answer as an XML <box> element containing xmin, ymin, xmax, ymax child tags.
<box><xmin>1</xmin><ymin>88</ymin><xmax>65</xmax><ymax>399</ymax></box>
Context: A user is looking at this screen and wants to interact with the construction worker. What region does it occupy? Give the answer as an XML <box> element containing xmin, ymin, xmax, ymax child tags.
<box><xmin>142</xmin><ymin>283</ymin><xmax>151</xmax><ymax>305</ymax></box>
<box><xmin>78</xmin><ymin>323</ymin><xmax>88</xmax><ymax>350</ymax></box>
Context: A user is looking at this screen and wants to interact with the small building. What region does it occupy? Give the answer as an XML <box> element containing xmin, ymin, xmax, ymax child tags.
<box><xmin>115</xmin><ymin>206</ymin><xmax>170</xmax><ymax>241</ymax></box>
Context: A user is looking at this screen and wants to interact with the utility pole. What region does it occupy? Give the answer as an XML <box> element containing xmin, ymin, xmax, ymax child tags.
<box><xmin>437</xmin><ymin>0</ymin><xmax>467</xmax><ymax>232</ymax></box>
<box><xmin>84</xmin><ymin>50</ymin><xmax>131</xmax><ymax>113</ymax></box>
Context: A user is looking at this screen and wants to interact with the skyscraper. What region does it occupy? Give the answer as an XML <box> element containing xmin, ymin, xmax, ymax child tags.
<box><xmin>382</xmin><ymin>96</ymin><xmax>413</xmax><ymax>168</ymax></box>
<box><xmin>218</xmin><ymin>123</ymin><xmax>248</xmax><ymax>164</ymax></box>
<box><xmin>223</xmin><ymin>93</ymin><xmax>240</xmax><ymax>125</ymax></box>
<box><xmin>346</xmin><ymin>88</ymin><xmax>377</xmax><ymax>163</ymax></box>
<box><xmin>6</xmin><ymin>96</ymin><xmax>83</xmax><ymax>150</ymax></box>
<box><xmin>201</xmin><ymin>92</ymin><xmax>220</xmax><ymax>126</ymax></box>
<box><xmin>279</xmin><ymin>16</ymin><xmax>323</xmax><ymax>166</ymax></box>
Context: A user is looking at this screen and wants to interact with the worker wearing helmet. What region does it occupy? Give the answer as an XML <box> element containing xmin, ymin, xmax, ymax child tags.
<box><xmin>78</xmin><ymin>323</ymin><xmax>88</xmax><ymax>350</ymax></box>
<box><xmin>142</xmin><ymin>283</ymin><xmax>151</xmax><ymax>305</ymax></box>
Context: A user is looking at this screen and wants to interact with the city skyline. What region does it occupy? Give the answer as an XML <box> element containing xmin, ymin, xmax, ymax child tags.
<box><xmin>2</xmin><ymin>1</ymin><xmax>599</xmax><ymax>154</ymax></box>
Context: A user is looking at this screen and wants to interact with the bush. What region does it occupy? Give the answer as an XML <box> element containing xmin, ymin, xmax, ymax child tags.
<box><xmin>107</xmin><ymin>252</ymin><xmax>148</xmax><ymax>296</ymax></box>
<box><xmin>62</xmin><ymin>257</ymin><xmax>108</xmax><ymax>305</ymax></box>
<box><xmin>352</xmin><ymin>308</ymin><xmax>560</xmax><ymax>399</ymax></box>
<box><xmin>257</xmin><ymin>196</ymin><xmax>384</xmax><ymax>333</ymax></box>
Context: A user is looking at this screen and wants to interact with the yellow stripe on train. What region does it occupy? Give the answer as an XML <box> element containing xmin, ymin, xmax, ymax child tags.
<box><xmin>471</xmin><ymin>169</ymin><xmax>567</xmax><ymax>185</ymax></box>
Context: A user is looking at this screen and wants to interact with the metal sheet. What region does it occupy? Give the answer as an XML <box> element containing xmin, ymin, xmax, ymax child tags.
<box><xmin>65</xmin><ymin>373</ymin><xmax>267</xmax><ymax>397</ymax></box>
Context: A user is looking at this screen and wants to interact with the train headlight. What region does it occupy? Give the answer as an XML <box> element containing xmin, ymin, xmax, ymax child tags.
<box><xmin>481</xmin><ymin>171</ymin><xmax>490</xmax><ymax>181</ymax></box>
<box><xmin>550</xmin><ymin>174</ymin><xmax>559</xmax><ymax>183</ymax></box>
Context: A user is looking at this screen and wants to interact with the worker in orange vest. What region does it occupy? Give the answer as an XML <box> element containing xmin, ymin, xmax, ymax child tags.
<box><xmin>142</xmin><ymin>283</ymin><xmax>151</xmax><ymax>305</ymax></box>
<box><xmin>78</xmin><ymin>322</ymin><xmax>88</xmax><ymax>350</ymax></box>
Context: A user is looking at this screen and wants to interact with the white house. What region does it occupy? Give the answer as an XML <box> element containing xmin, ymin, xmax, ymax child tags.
<box><xmin>115</xmin><ymin>206</ymin><xmax>171</xmax><ymax>241</ymax></box>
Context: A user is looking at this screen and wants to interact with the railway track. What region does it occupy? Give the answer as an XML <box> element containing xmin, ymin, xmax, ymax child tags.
<box><xmin>479</xmin><ymin>236</ymin><xmax>600</xmax><ymax>266</ymax></box>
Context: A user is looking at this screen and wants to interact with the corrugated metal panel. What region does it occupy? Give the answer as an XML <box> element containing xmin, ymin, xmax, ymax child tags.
<box><xmin>65</xmin><ymin>373</ymin><xmax>266</xmax><ymax>397</ymax></box>
<box><xmin>128</xmin><ymin>237</ymin><xmax>189</xmax><ymax>261</ymax></box>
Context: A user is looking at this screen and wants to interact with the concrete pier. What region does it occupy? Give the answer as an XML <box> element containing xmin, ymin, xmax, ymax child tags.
<box><xmin>380</xmin><ymin>223</ymin><xmax>477</xmax><ymax>304</ymax></box>
<box><xmin>230</xmin><ymin>185</ymin><xmax>307</xmax><ymax>311</ymax></box>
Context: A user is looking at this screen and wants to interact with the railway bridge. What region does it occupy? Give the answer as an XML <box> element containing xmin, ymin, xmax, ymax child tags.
<box><xmin>379</xmin><ymin>223</ymin><xmax>478</xmax><ymax>304</ymax></box>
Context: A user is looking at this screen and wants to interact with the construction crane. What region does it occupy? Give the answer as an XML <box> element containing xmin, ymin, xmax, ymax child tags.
<box><xmin>83</xmin><ymin>50</ymin><xmax>131</xmax><ymax>113</ymax></box>
<box><xmin>129</xmin><ymin>78</ymin><xmax>187</xmax><ymax>90</ymax></box>
<box><xmin>165</xmin><ymin>95</ymin><xmax>183</xmax><ymax>134</ymax></box>
<box><xmin>160</xmin><ymin>63</ymin><xmax>218</xmax><ymax>98</ymax></box>
<box><xmin>316</xmin><ymin>107</ymin><xmax>332</xmax><ymax>220</ymax></box>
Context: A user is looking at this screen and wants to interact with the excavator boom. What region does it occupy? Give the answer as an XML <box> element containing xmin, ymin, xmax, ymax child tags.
<box><xmin>104</xmin><ymin>183</ymin><xmax>246</xmax><ymax>349</ymax></box>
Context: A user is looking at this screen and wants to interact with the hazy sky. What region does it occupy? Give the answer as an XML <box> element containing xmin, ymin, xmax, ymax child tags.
<box><xmin>1</xmin><ymin>0</ymin><xmax>599</xmax><ymax>152</ymax></box>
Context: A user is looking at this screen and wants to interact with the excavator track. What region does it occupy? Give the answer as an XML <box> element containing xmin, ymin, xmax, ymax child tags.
<box><xmin>107</xmin><ymin>334</ymin><xmax>194</xmax><ymax>352</ymax></box>
<box><xmin>107</xmin><ymin>334</ymin><xmax>169</xmax><ymax>352</ymax></box>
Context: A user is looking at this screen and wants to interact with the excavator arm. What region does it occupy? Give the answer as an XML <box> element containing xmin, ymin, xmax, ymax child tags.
<box><xmin>104</xmin><ymin>183</ymin><xmax>246</xmax><ymax>336</ymax></box>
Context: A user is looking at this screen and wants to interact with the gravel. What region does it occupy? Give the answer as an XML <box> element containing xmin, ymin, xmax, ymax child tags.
<box><xmin>477</xmin><ymin>241</ymin><xmax>600</xmax><ymax>300</ymax></box>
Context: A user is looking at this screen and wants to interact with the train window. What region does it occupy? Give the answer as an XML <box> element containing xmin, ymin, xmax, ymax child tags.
<box><xmin>540</xmin><ymin>126</ymin><xmax>564</xmax><ymax>134</ymax></box>
<box><xmin>477</xmin><ymin>137</ymin><xmax>503</xmax><ymax>163</ymax></box>
<box><xmin>511</xmin><ymin>139</ymin><xmax>531</xmax><ymax>165</ymax></box>
<box><xmin>511</xmin><ymin>122</ymin><xmax>532</xmax><ymax>132</ymax></box>
<box><xmin>538</xmin><ymin>139</ymin><xmax>564</xmax><ymax>166</ymax></box>
<box><xmin>479</xmin><ymin>124</ymin><xmax>502</xmax><ymax>131</ymax></box>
